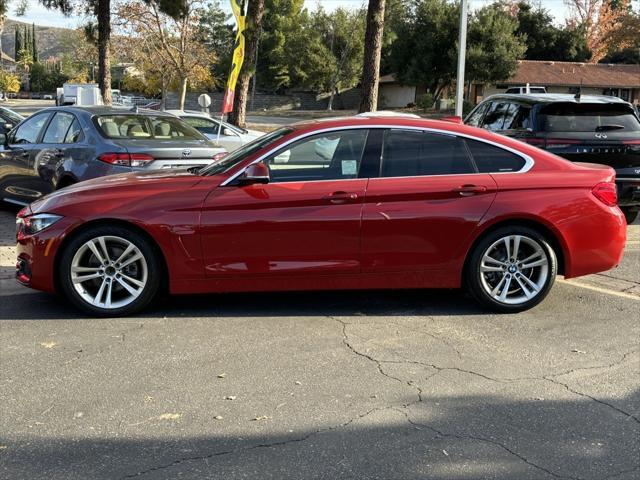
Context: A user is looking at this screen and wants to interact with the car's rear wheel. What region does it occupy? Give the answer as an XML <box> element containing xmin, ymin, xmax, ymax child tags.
<box><xmin>59</xmin><ymin>226</ymin><xmax>161</xmax><ymax>316</ymax></box>
<box><xmin>621</xmin><ymin>208</ymin><xmax>638</xmax><ymax>225</ymax></box>
<box><xmin>466</xmin><ymin>227</ymin><xmax>557</xmax><ymax>313</ymax></box>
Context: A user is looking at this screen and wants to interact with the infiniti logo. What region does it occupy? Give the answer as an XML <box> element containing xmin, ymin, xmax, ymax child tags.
<box><xmin>595</xmin><ymin>133</ymin><xmax>608</xmax><ymax>139</ymax></box>
<box><xmin>182</xmin><ymin>149</ymin><xmax>192</xmax><ymax>157</ymax></box>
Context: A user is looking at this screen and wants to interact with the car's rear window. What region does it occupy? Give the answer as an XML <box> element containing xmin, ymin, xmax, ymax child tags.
<box><xmin>538</xmin><ymin>103</ymin><xmax>640</xmax><ymax>132</ymax></box>
<box><xmin>95</xmin><ymin>115</ymin><xmax>205</xmax><ymax>140</ymax></box>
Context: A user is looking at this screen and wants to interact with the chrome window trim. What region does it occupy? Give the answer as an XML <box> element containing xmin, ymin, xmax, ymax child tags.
<box><xmin>220</xmin><ymin>124</ymin><xmax>534</xmax><ymax>186</ymax></box>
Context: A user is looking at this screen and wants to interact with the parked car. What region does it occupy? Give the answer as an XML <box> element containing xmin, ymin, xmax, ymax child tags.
<box><xmin>465</xmin><ymin>93</ymin><xmax>640</xmax><ymax>223</ymax></box>
<box><xmin>0</xmin><ymin>106</ymin><xmax>226</xmax><ymax>207</ymax></box>
<box><xmin>505</xmin><ymin>86</ymin><xmax>547</xmax><ymax>94</ymax></box>
<box><xmin>0</xmin><ymin>106</ymin><xmax>25</xmax><ymax>144</ymax></box>
<box><xmin>166</xmin><ymin>110</ymin><xmax>264</xmax><ymax>152</ymax></box>
<box><xmin>16</xmin><ymin>115</ymin><xmax>626</xmax><ymax>316</ymax></box>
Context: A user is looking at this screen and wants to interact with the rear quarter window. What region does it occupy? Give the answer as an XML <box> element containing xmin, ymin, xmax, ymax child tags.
<box><xmin>465</xmin><ymin>139</ymin><xmax>527</xmax><ymax>173</ymax></box>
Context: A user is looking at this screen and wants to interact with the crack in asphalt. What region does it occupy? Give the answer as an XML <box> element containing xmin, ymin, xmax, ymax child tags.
<box><xmin>601</xmin><ymin>464</ymin><xmax>640</xmax><ymax>479</ymax></box>
<box><xmin>395</xmin><ymin>408</ymin><xmax>582</xmax><ymax>480</ymax></box>
<box><xmin>121</xmin><ymin>405</ymin><xmax>391</xmax><ymax>479</ymax></box>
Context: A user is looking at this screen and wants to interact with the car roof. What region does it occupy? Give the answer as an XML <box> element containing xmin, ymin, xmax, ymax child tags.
<box><xmin>483</xmin><ymin>93</ymin><xmax>630</xmax><ymax>105</ymax></box>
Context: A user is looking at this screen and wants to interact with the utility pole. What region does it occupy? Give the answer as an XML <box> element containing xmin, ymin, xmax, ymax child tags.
<box><xmin>455</xmin><ymin>0</ymin><xmax>468</xmax><ymax>117</ymax></box>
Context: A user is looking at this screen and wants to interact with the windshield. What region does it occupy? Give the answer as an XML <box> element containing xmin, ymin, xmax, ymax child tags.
<box><xmin>539</xmin><ymin>103</ymin><xmax>640</xmax><ymax>132</ymax></box>
<box><xmin>200</xmin><ymin>127</ymin><xmax>294</xmax><ymax>176</ymax></box>
<box><xmin>95</xmin><ymin>114</ymin><xmax>206</xmax><ymax>140</ymax></box>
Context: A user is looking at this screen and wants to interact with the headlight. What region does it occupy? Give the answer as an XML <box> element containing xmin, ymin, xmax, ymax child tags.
<box><xmin>16</xmin><ymin>213</ymin><xmax>63</xmax><ymax>236</ymax></box>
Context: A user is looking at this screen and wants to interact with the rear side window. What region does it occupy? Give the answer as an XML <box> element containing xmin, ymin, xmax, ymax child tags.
<box><xmin>65</xmin><ymin>119</ymin><xmax>83</xmax><ymax>143</ymax></box>
<box><xmin>381</xmin><ymin>130</ymin><xmax>475</xmax><ymax>177</ymax></box>
<box><xmin>466</xmin><ymin>139</ymin><xmax>526</xmax><ymax>173</ymax></box>
<box><xmin>538</xmin><ymin>103</ymin><xmax>640</xmax><ymax>132</ymax></box>
<box><xmin>43</xmin><ymin>112</ymin><xmax>75</xmax><ymax>144</ymax></box>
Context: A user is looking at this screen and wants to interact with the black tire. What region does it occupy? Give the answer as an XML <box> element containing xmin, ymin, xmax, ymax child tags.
<box><xmin>621</xmin><ymin>208</ymin><xmax>638</xmax><ymax>225</ymax></box>
<box><xmin>58</xmin><ymin>225</ymin><xmax>162</xmax><ymax>317</ymax></box>
<box><xmin>465</xmin><ymin>226</ymin><xmax>557</xmax><ymax>313</ymax></box>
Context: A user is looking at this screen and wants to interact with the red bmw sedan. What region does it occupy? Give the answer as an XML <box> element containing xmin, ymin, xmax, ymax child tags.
<box><xmin>15</xmin><ymin>115</ymin><xmax>626</xmax><ymax>316</ymax></box>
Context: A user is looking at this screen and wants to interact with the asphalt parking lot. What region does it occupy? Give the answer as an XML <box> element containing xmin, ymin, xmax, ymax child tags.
<box><xmin>0</xmin><ymin>209</ymin><xmax>638</xmax><ymax>480</ymax></box>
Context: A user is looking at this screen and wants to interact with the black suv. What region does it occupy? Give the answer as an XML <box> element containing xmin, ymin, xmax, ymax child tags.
<box><xmin>465</xmin><ymin>94</ymin><xmax>640</xmax><ymax>223</ymax></box>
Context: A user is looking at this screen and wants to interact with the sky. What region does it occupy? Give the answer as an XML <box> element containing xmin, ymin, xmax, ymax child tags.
<box><xmin>9</xmin><ymin>0</ymin><xmax>577</xmax><ymax>29</ymax></box>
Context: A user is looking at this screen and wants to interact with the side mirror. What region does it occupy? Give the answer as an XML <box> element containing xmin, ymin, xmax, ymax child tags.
<box><xmin>223</xmin><ymin>128</ymin><xmax>235</xmax><ymax>136</ymax></box>
<box><xmin>238</xmin><ymin>162</ymin><xmax>270</xmax><ymax>185</ymax></box>
<box><xmin>4</xmin><ymin>123</ymin><xmax>12</xmax><ymax>131</ymax></box>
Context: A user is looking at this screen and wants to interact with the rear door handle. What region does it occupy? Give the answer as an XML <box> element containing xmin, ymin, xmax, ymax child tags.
<box><xmin>322</xmin><ymin>191</ymin><xmax>359</xmax><ymax>204</ymax></box>
<box><xmin>452</xmin><ymin>184</ymin><xmax>487</xmax><ymax>196</ymax></box>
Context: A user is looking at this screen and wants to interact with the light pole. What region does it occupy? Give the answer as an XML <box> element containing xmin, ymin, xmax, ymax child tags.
<box><xmin>455</xmin><ymin>0</ymin><xmax>469</xmax><ymax>117</ymax></box>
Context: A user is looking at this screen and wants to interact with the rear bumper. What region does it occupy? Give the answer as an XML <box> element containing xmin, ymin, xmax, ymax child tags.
<box><xmin>616</xmin><ymin>177</ymin><xmax>640</xmax><ymax>208</ymax></box>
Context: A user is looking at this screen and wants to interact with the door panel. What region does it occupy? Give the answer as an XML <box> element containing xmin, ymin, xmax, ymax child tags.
<box><xmin>200</xmin><ymin>179</ymin><xmax>367</xmax><ymax>277</ymax></box>
<box><xmin>361</xmin><ymin>174</ymin><xmax>497</xmax><ymax>273</ymax></box>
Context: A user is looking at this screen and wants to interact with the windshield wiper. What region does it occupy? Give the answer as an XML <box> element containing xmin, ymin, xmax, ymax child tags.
<box><xmin>595</xmin><ymin>125</ymin><xmax>625</xmax><ymax>132</ymax></box>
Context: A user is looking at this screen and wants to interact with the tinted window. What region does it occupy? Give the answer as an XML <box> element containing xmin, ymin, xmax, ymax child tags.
<box><xmin>538</xmin><ymin>103</ymin><xmax>640</xmax><ymax>132</ymax></box>
<box><xmin>466</xmin><ymin>102</ymin><xmax>490</xmax><ymax>127</ymax></box>
<box><xmin>43</xmin><ymin>112</ymin><xmax>75</xmax><ymax>143</ymax></box>
<box><xmin>503</xmin><ymin>104</ymin><xmax>532</xmax><ymax>130</ymax></box>
<box><xmin>482</xmin><ymin>102</ymin><xmax>510</xmax><ymax>130</ymax></box>
<box><xmin>12</xmin><ymin>113</ymin><xmax>51</xmax><ymax>144</ymax></box>
<box><xmin>466</xmin><ymin>139</ymin><xmax>526</xmax><ymax>173</ymax></box>
<box><xmin>95</xmin><ymin>115</ymin><xmax>205</xmax><ymax>139</ymax></box>
<box><xmin>265</xmin><ymin>129</ymin><xmax>368</xmax><ymax>183</ymax></box>
<box><xmin>381</xmin><ymin>130</ymin><xmax>474</xmax><ymax>177</ymax></box>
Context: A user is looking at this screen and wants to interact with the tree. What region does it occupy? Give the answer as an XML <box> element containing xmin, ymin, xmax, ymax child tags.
<box><xmin>228</xmin><ymin>0</ymin><xmax>265</xmax><ymax>128</ymax></box>
<box><xmin>565</xmin><ymin>0</ymin><xmax>635</xmax><ymax>62</ymax></box>
<box><xmin>115</xmin><ymin>0</ymin><xmax>215</xmax><ymax>109</ymax></box>
<box><xmin>0</xmin><ymin>70</ymin><xmax>21</xmax><ymax>92</ymax></box>
<box><xmin>359</xmin><ymin>0</ymin><xmax>386</xmax><ymax>113</ymax></box>
<box><xmin>466</xmin><ymin>4</ymin><xmax>526</xmax><ymax>86</ymax></box>
<box><xmin>29</xmin><ymin>61</ymin><xmax>69</xmax><ymax>91</ymax></box>
<box><xmin>197</xmin><ymin>0</ymin><xmax>233</xmax><ymax>83</ymax></box>
<box><xmin>39</xmin><ymin>0</ymin><xmax>111</xmax><ymax>103</ymax></box>
<box><xmin>32</xmin><ymin>23</ymin><xmax>38</xmax><ymax>63</ymax></box>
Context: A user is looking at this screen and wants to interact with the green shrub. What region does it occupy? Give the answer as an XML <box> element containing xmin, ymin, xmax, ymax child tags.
<box><xmin>417</xmin><ymin>93</ymin><xmax>434</xmax><ymax>111</ymax></box>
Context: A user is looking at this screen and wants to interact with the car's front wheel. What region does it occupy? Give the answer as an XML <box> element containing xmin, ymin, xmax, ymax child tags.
<box><xmin>621</xmin><ymin>208</ymin><xmax>638</xmax><ymax>225</ymax></box>
<box><xmin>466</xmin><ymin>227</ymin><xmax>557</xmax><ymax>313</ymax></box>
<box><xmin>59</xmin><ymin>226</ymin><xmax>161</xmax><ymax>316</ymax></box>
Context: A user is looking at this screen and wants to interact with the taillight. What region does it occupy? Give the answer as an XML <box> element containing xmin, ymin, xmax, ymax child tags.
<box><xmin>622</xmin><ymin>140</ymin><xmax>640</xmax><ymax>145</ymax></box>
<box><xmin>212</xmin><ymin>152</ymin><xmax>228</xmax><ymax>162</ymax></box>
<box><xmin>98</xmin><ymin>153</ymin><xmax>154</xmax><ymax>167</ymax></box>
<box><xmin>591</xmin><ymin>182</ymin><xmax>618</xmax><ymax>207</ymax></box>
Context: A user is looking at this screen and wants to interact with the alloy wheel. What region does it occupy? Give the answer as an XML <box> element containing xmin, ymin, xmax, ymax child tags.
<box><xmin>478</xmin><ymin>235</ymin><xmax>549</xmax><ymax>305</ymax></box>
<box><xmin>70</xmin><ymin>235</ymin><xmax>148</xmax><ymax>310</ymax></box>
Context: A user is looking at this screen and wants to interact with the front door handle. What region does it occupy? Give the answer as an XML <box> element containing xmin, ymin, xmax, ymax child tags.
<box><xmin>453</xmin><ymin>184</ymin><xmax>487</xmax><ymax>196</ymax></box>
<box><xmin>322</xmin><ymin>191</ymin><xmax>359</xmax><ymax>204</ymax></box>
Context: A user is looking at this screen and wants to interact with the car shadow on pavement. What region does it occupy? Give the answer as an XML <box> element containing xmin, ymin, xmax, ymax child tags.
<box><xmin>0</xmin><ymin>289</ymin><xmax>486</xmax><ymax>321</ymax></box>
<box><xmin>2</xmin><ymin>392</ymin><xmax>638</xmax><ymax>480</ymax></box>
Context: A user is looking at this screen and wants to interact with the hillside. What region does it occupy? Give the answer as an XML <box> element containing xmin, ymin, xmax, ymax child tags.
<box><xmin>1</xmin><ymin>18</ymin><xmax>71</xmax><ymax>61</ymax></box>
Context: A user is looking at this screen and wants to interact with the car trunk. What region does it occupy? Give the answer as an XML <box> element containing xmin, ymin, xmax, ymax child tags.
<box><xmin>113</xmin><ymin>139</ymin><xmax>219</xmax><ymax>170</ymax></box>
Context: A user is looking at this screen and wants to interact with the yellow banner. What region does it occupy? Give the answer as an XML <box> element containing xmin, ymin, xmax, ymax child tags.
<box><xmin>222</xmin><ymin>0</ymin><xmax>246</xmax><ymax>113</ymax></box>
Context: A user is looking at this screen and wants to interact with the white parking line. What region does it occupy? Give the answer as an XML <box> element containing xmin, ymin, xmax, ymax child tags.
<box><xmin>558</xmin><ymin>278</ymin><xmax>640</xmax><ymax>301</ymax></box>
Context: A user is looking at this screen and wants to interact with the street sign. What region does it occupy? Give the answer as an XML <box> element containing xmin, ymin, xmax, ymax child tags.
<box><xmin>198</xmin><ymin>94</ymin><xmax>212</xmax><ymax>109</ymax></box>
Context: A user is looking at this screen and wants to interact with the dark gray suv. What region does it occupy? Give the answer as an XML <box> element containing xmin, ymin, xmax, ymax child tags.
<box><xmin>0</xmin><ymin>106</ymin><xmax>226</xmax><ymax>207</ymax></box>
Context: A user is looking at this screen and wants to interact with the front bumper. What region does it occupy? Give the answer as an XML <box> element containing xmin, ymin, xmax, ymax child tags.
<box><xmin>15</xmin><ymin>215</ymin><xmax>79</xmax><ymax>293</ymax></box>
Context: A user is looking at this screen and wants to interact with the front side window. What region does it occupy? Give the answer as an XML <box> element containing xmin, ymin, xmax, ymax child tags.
<box><xmin>466</xmin><ymin>139</ymin><xmax>526</xmax><ymax>173</ymax></box>
<box><xmin>503</xmin><ymin>105</ymin><xmax>532</xmax><ymax>131</ymax></box>
<box><xmin>95</xmin><ymin>115</ymin><xmax>205</xmax><ymax>140</ymax></box>
<box><xmin>381</xmin><ymin>130</ymin><xmax>475</xmax><ymax>177</ymax></box>
<box><xmin>264</xmin><ymin>129</ymin><xmax>369</xmax><ymax>183</ymax></box>
<box><xmin>12</xmin><ymin>113</ymin><xmax>51</xmax><ymax>144</ymax></box>
<box><xmin>43</xmin><ymin>112</ymin><xmax>76</xmax><ymax>144</ymax></box>
<box><xmin>182</xmin><ymin>116</ymin><xmax>220</xmax><ymax>135</ymax></box>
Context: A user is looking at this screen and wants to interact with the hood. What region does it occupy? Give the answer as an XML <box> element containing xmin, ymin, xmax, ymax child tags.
<box><xmin>30</xmin><ymin>169</ymin><xmax>208</xmax><ymax>215</ymax></box>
